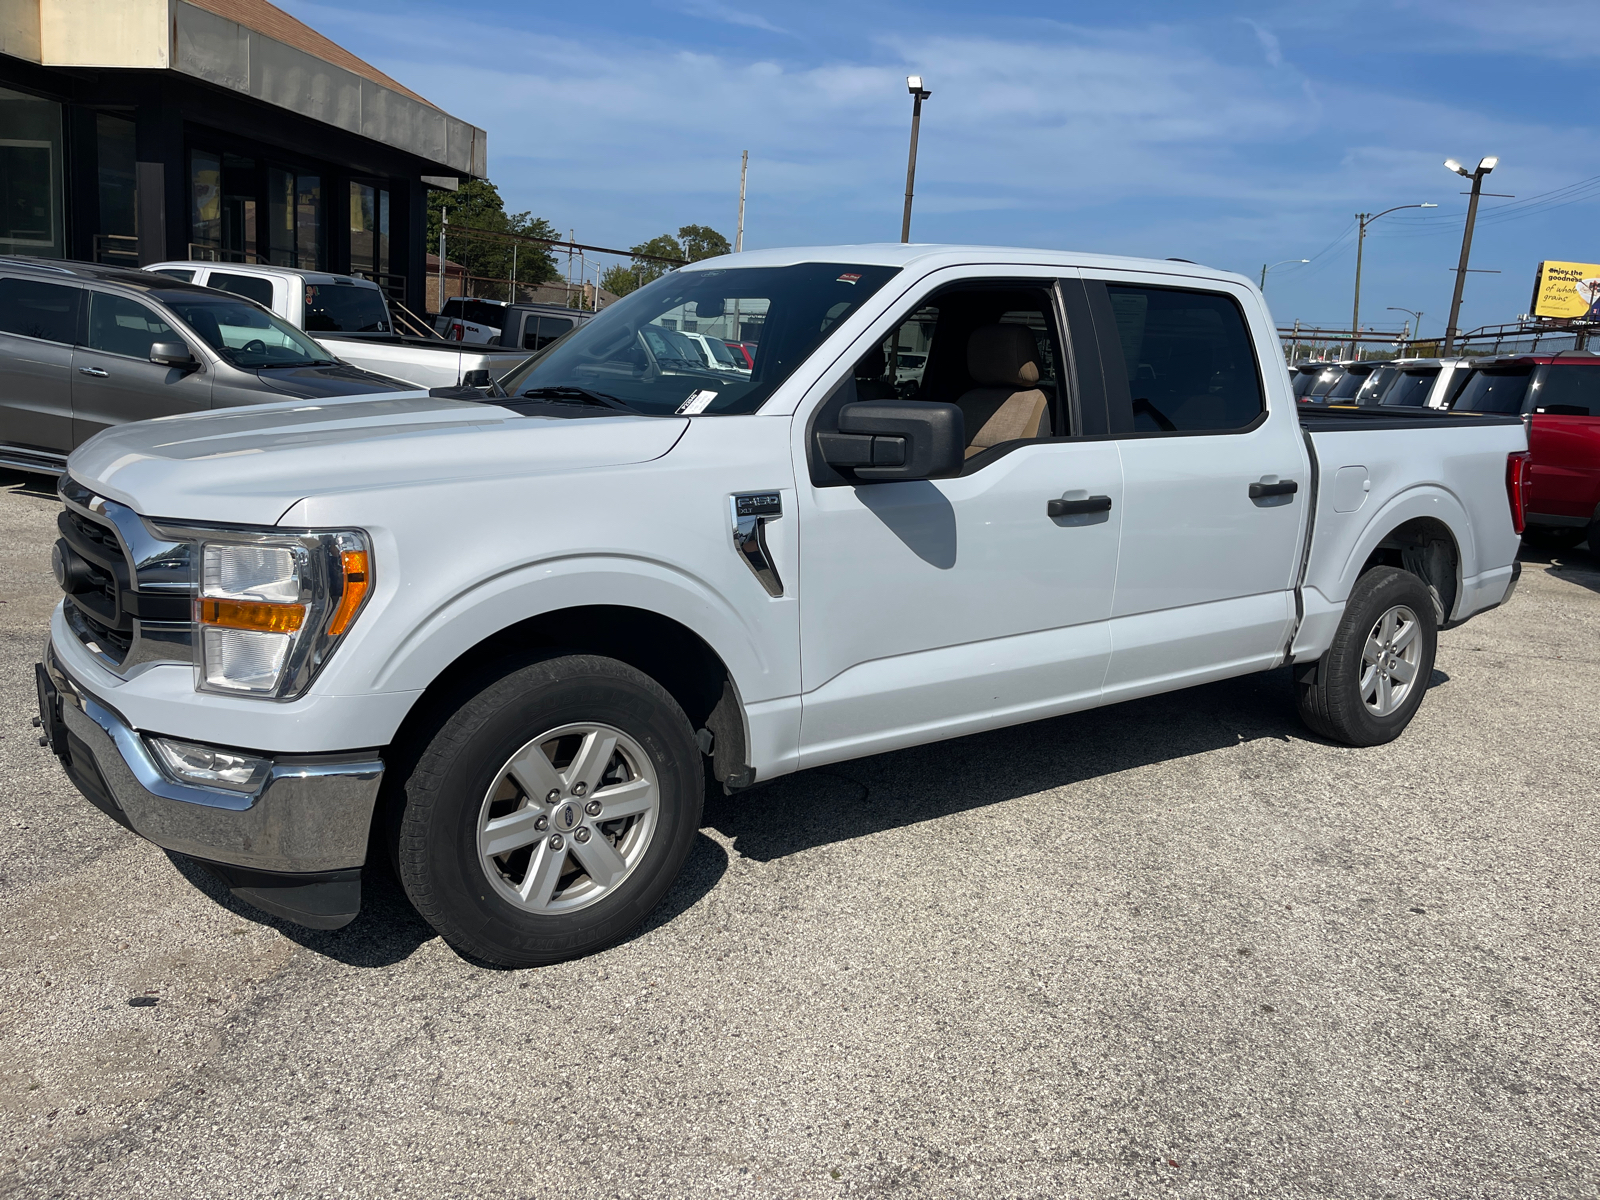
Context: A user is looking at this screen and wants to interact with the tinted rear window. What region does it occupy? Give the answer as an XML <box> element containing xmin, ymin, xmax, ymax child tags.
<box><xmin>305</xmin><ymin>284</ymin><xmax>391</xmax><ymax>333</ymax></box>
<box><xmin>1534</xmin><ymin>366</ymin><xmax>1600</xmax><ymax>417</ymax></box>
<box><xmin>1327</xmin><ymin>366</ymin><xmax>1375</xmax><ymax>400</ymax></box>
<box><xmin>1451</xmin><ymin>368</ymin><xmax>1532</xmax><ymax>414</ymax></box>
<box><xmin>0</xmin><ymin>277</ymin><xmax>79</xmax><ymax>343</ymax></box>
<box><xmin>1382</xmin><ymin>369</ymin><xmax>1438</xmax><ymax>408</ymax></box>
<box><xmin>1106</xmin><ymin>285</ymin><xmax>1264</xmax><ymax>432</ymax></box>
<box><xmin>444</xmin><ymin>299</ymin><xmax>506</xmax><ymax>328</ymax></box>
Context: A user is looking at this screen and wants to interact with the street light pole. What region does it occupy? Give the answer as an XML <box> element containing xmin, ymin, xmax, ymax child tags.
<box><xmin>1388</xmin><ymin>307</ymin><xmax>1423</xmax><ymax>352</ymax></box>
<box><xmin>736</xmin><ymin>150</ymin><xmax>748</xmax><ymax>253</ymax></box>
<box><xmin>1352</xmin><ymin>202</ymin><xmax>1437</xmax><ymax>358</ymax></box>
<box><xmin>901</xmin><ymin>76</ymin><xmax>932</xmax><ymax>244</ymax></box>
<box><xmin>1442</xmin><ymin>156</ymin><xmax>1499</xmax><ymax>353</ymax></box>
<box><xmin>1260</xmin><ymin>258</ymin><xmax>1309</xmax><ymax>290</ymax></box>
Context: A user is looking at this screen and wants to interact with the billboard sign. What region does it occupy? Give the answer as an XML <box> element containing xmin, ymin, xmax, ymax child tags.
<box><xmin>1530</xmin><ymin>260</ymin><xmax>1600</xmax><ymax>320</ymax></box>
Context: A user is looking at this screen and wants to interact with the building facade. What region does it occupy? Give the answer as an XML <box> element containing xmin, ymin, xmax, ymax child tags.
<box><xmin>1</xmin><ymin>0</ymin><xmax>484</xmax><ymax>314</ymax></box>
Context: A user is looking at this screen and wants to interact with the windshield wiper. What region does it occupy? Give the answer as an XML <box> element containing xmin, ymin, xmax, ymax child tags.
<box><xmin>517</xmin><ymin>386</ymin><xmax>640</xmax><ymax>413</ymax></box>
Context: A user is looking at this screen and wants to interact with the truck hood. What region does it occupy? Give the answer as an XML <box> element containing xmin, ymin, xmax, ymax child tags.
<box><xmin>67</xmin><ymin>394</ymin><xmax>690</xmax><ymax>525</ymax></box>
<box><xmin>250</xmin><ymin>362</ymin><xmax>415</xmax><ymax>397</ymax></box>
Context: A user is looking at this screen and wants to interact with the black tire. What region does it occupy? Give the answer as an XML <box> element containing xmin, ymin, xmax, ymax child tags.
<box><xmin>392</xmin><ymin>653</ymin><xmax>703</xmax><ymax>967</ymax></box>
<box><xmin>1522</xmin><ymin>525</ymin><xmax>1585</xmax><ymax>550</ymax></box>
<box><xmin>1588</xmin><ymin>521</ymin><xmax>1600</xmax><ymax>560</ymax></box>
<box><xmin>1296</xmin><ymin>566</ymin><xmax>1438</xmax><ymax>747</ymax></box>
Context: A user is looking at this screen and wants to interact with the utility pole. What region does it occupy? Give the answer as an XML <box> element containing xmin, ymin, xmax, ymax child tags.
<box><xmin>1352</xmin><ymin>203</ymin><xmax>1436</xmax><ymax>359</ymax></box>
<box><xmin>736</xmin><ymin>150</ymin><xmax>748</xmax><ymax>253</ymax></box>
<box><xmin>901</xmin><ymin>76</ymin><xmax>932</xmax><ymax>243</ymax></box>
<box><xmin>1442</xmin><ymin>156</ymin><xmax>1500</xmax><ymax>353</ymax></box>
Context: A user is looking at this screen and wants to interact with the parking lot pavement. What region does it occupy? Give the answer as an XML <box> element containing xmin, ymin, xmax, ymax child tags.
<box><xmin>1</xmin><ymin>467</ymin><xmax>1597</xmax><ymax>1200</ymax></box>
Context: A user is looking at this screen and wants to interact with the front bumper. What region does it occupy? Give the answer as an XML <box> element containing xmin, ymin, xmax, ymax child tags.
<box><xmin>40</xmin><ymin>645</ymin><xmax>384</xmax><ymax>929</ymax></box>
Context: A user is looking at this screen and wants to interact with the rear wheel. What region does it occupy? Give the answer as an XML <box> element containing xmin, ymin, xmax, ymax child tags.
<box><xmin>392</xmin><ymin>653</ymin><xmax>703</xmax><ymax>967</ymax></box>
<box><xmin>1296</xmin><ymin>566</ymin><xmax>1438</xmax><ymax>747</ymax></box>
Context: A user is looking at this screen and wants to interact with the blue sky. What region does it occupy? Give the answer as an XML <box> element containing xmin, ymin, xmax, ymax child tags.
<box><xmin>283</xmin><ymin>0</ymin><xmax>1600</xmax><ymax>340</ymax></box>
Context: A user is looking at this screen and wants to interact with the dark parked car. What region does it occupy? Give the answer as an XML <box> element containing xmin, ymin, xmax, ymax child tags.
<box><xmin>0</xmin><ymin>257</ymin><xmax>412</xmax><ymax>476</ymax></box>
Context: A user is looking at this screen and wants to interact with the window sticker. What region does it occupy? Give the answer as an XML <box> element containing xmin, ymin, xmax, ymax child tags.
<box><xmin>676</xmin><ymin>389</ymin><xmax>718</xmax><ymax>415</ymax></box>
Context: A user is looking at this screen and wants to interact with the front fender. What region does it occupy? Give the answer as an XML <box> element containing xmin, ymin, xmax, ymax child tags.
<box><xmin>367</xmin><ymin>553</ymin><xmax>790</xmax><ymax>706</ymax></box>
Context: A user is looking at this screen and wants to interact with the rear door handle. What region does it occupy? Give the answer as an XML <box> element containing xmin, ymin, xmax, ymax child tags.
<box><xmin>77</xmin><ymin>367</ymin><xmax>108</xmax><ymax>378</ymax></box>
<box><xmin>1047</xmin><ymin>495</ymin><xmax>1113</xmax><ymax>517</ymax></box>
<box><xmin>1249</xmin><ymin>480</ymin><xmax>1298</xmax><ymax>499</ymax></box>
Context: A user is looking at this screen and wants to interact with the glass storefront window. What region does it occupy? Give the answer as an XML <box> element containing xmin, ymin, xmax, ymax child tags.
<box><xmin>0</xmin><ymin>86</ymin><xmax>65</xmax><ymax>258</ymax></box>
<box><xmin>296</xmin><ymin>174</ymin><xmax>322</xmax><ymax>270</ymax></box>
<box><xmin>268</xmin><ymin>166</ymin><xmax>294</xmax><ymax>267</ymax></box>
<box><xmin>190</xmin><ymin>148</ymin><xmax>222</xmax><ymax>256</ymax></box>
<box><xmin>349</xmin><ymin>182</ymin><xmax>391</xmax><ymax>279</ymax></box>
<box><xmin>95</xmin><ymin>114</ymin><xmax>137</xmax><ymax>259</ymax></box>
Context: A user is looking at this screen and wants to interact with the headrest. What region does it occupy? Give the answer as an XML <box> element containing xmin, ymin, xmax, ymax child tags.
<box><xmin>855</xmin><ymin>344</ymin><xmax>887</xmax><ymax>380</ymax></box>
<box><xmin>967</xmin><ymin>324</ymin><xmax>1041</xmax><ymax>387</ymax></box>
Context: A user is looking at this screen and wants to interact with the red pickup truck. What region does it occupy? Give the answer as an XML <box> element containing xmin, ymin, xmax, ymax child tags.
<box><xmin>1449</xmin><ymin>352</ymin><xmax>1600</xmax><ymax>554</ymax></box>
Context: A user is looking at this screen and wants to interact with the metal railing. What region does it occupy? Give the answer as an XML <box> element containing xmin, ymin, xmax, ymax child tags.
<box><xmin>93</xmin><ymin>234</ymin><xmax>139</xmax><ymax>267</ymax></box>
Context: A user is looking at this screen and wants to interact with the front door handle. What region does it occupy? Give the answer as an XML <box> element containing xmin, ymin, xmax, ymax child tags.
<box><xmin>1047</xmin><ymin>495</ymin><xmax>1113</xmax><ymax>518</ymax></box>
<box><xmin>77</xmin><ymin>367</ymin><xmax>109</xmax><ymax>378</ymax></box>
<box><xmin>1249</xmin><ymin>479</ymin><xmax>1298</xmax><ymax>499</ymax></box>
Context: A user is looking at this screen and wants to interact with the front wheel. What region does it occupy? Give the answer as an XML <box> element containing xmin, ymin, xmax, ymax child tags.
<box><xmin>392</xmin><ymin>653</ymin><xmax>704</xmax><ymax>967</ymax></box>
<box><xmin>1296</xmin><ymin>566</ymin><xmax>1438</xmax><ymax>746</ymax></box>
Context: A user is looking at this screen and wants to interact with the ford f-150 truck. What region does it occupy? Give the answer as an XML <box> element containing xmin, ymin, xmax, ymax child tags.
<box><xmin>37</xmin><ymin>245</ymin><xmax>1527</xmax><ymax>968</ymax></box>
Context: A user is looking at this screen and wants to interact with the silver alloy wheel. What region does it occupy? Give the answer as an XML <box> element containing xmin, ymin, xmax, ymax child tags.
<box><xmin>1360</xmin><ymin>603</ymin><xmax>1422</xmax><ymax>717</ymax></box>
<box><xmin>476</xmin><ymin>722</ymin><xmax>660</xmax><ymax>914</ymax></box>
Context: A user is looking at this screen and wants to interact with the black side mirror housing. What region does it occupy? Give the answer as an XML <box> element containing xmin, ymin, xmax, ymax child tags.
<box><xmin>461</xmin><ymin>368</ymin><xmax>491</xmax><ymax>388</ymax></box>
<box><xmin>818</xmin><ymin>400</ymin><xmax>965</xmax><ymax>482</ymax></box>
<box><xmin>149</xmin><ymin>341</ymin><xmax>195</xmax><ymax>368</ymax></box>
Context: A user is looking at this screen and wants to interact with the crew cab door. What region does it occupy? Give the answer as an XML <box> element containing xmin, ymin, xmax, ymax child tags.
<box><xmin>1078</xmin><ymin>272</ymin><xmax>1307</xmax><ymax>702</ymax></box>
<box><xmin>791</xmin><ymin>270</ymin><xmax>1123</xmax><ymax>768</ymax></box>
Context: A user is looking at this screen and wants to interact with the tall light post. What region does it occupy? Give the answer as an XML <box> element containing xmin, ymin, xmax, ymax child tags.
<box><xmin>1387</xmin><ymin>306</ymin><xmax>1423</xmax><ymax>349</ymax></box>
<box><xmin>1260</xmin><ymin>258</ymin><xmax>1309</xmax><ymax>289</ymax></box>
<box><xmin>1352</xmin><ymin>202</ymin><xmax>1436</xmax><ymax>358</ymax></box>
<box><xmin>1442</xmin><ymin>156</ymin><xmax>1499</xmax><ymax>353</ymax></box>
<box><xmin>900</xmin><ymin>75</ymin><xmax>932</xmax><ymax>244</ymax></box>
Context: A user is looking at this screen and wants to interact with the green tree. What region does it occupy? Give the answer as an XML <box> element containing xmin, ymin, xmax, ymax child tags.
<box><xmin>426</xmin><ymin>180</ymin><xmax>560</xmax><ymax>298</ymax></box>
<box><xmin>600</xmin><ymin>263</ymin><xmax>644</xmax><ymax>298</ymax></box>
<box><xmin>677</xmin><ymin>224</ymin><xmax>731</xmax><ymax>262</ymax></box>
<box><xmin>628</xmin><ymin>233</ymin><xmax>685</xmax><ymax>288</ymax></box>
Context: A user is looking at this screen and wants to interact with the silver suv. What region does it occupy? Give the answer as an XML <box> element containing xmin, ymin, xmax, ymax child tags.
<box><xmin>0</xmin><ymin>257</ymin><xmax>411</xmax><ymax>476</ymax></box>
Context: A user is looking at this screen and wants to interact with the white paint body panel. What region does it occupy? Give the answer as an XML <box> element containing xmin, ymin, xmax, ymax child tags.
<box><xmin>54</xmin><ymin>244</ymin><xmax>1525</xmax><ymax>784</ymax></box>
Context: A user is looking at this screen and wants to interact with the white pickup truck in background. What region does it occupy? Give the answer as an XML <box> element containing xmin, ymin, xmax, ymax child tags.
<box><xmin>144</xmin><ymin>262</ymin><xmax>540</xmax><ymax>390</ymax></box>
<box><xmin>42</xmin><ymin>245</ymin><xmax>1526</xmax><ymax>969</ymax></box>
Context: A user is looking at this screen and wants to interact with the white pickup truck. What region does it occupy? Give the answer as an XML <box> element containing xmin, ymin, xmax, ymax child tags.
<box><xmin>38</xmin><ymin>245</ymin><xmax>1527</xmax><ymax>968</ymax></box>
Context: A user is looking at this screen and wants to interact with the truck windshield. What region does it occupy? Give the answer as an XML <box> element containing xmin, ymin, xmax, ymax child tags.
<box><xmin>1451</xmin><ymin>367</ymin><xmax>1532</xmax><ymax>414</ymax></box>
<box><xmin>497</xmin><ymin>263</ymin><xmax>900</xmax><ymax>416</ymax></box>
<box><xmin>161</xmin><ymin>295</ymin><xmax>336</xmax><ymax>368</ymax></box>
<box><xmin>305</xmin><ymin>284</ymin><xmax>391</xmax><ymax>333</ymax></box>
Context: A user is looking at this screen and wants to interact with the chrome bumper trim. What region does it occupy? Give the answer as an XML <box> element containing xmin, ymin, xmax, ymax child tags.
<box><xmin>45</xmin><ymin>647</ymin><xmax>383</xmax><ymax>873</ymax></box>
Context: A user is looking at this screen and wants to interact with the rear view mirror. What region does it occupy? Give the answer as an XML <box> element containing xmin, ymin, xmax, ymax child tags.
<box><xmin>817</xmin><ymin>400</ymin><xmax>964</xmax><ymax>482</ymax></box>
<box><xmin>150</xmin><ymin>342</ymin><xmax>195</xmax><ymax>368</ymax></box>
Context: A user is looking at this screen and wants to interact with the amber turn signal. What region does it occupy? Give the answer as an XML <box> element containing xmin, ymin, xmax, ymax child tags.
<box><xmin>198</xmin><ymin>598</ymin><xmax>305</xmax><ymax>633</ymax></box>
<box><xmin>326</xmin><ymin>550</ymin><xmax>369</xmax><ymax>636</ymax></box>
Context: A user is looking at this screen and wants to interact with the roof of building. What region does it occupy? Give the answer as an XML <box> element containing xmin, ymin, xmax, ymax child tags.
<box><xmin>187</xmin><ymin>0</ymin><xmax>433</xmax><ymax>107</ymax></box>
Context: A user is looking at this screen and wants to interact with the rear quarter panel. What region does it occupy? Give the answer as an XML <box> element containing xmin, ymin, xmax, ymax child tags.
<box><xmin>1294</xmin><ymin>419</ymin><xmax>1526</xmax><ymax>660</ymax></box>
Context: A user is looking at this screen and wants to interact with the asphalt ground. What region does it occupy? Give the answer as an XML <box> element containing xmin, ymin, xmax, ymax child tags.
<box><xmin>1</xmin><ymin>466</ymin><xmax>1596</xmax><ymax>1200</ymax></box>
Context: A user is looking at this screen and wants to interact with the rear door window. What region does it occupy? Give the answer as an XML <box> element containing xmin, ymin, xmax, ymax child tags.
<box><xmin>1451</xmin><ymin>368</ymin><xmax>1533</xmax><ymax>414</ymax></box>
<box><xmin>1105</xmin><ymin>285</ymin><xmax>1264</xmax><ymax>432</ymax></box>
<box><xmin>1534</xmin><ymin>366</ymin><xmax>1600</xmax><ymax>416</ymax></box>
<box><xmin>523</xmin><ymin>315</ymin><xmax>574</xmax><ymax>351</ymax></box>
<box><xmin>86</xmin><ymin>292</ymin><xmax>175</xmax><ymax>359</ymax></box>
<box><xmin>1381</xmin><ymin>369</ymin><xmax>1439</xmax><ymax>407</ymax></box>
<box><xmin>209</xmin><ymin>272</ymin><xmax>276</xmax><ymax>310</ymax></box>
<box><xmin>0</xmin><ymin>277</ymin><xmax>81</xmax><ymax>343</ymax></box>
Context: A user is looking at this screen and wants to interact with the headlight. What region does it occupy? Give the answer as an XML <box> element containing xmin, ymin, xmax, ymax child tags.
<box><xmin>168</xmin><ymin>527</ymin><xmax>370</xmax><ymax>699</ymax></box>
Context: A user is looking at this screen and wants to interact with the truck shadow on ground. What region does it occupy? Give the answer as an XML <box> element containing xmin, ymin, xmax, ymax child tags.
<box><xmin>1518</xmin><ymin>542</ymin><xmax>1600</xmax><ymax>596</ymax></box>
<box><xmin>704</xmin><ymin>666</ymin><xmax>1316</xmax><ymax>864</ymax></box>
<box><xmin>166</xmin><ymin>834</ymin><xmax>731</xmax><ymax>969</ymax></box>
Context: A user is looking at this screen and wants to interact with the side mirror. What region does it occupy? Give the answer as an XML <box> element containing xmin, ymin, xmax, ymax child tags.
<box><xmin>150</xmin><ymin>342</ymin><xmax>195</xmax><ymax>368</ymax></box>
<box><xmin>461</xmin><ymin>368</ymin><xmax>491</xmax><ymax>388</ymax></box>
<box><xmin>817</xmin><ymin>400</ymin><xmax>964</xmax><ymax>482</ymax></box>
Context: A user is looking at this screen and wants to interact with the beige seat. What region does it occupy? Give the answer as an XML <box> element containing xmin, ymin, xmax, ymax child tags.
<box><xmin>956</xmin><ymin>325</ymin><xmax>1051</xmax><ymax>457</ymax></box>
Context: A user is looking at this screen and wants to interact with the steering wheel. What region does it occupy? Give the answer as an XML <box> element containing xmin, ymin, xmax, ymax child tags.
<box><xmin>242</xmin><ymin>339</ymin><xmax>267</xmax><ymax>354</ymax></box>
